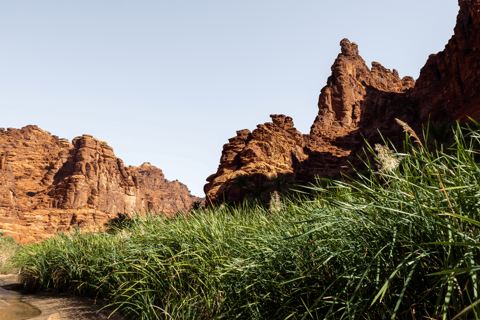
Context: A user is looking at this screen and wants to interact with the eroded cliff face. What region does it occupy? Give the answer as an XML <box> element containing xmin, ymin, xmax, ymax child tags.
<box><xmin>0</xmin><ymin>125</ymin><xmax>201</xmax><ymax>244</ymax></box>
<box><xmin>205</xmin><ymin>0</ymin><xmax>479</xmax><ymax>204</ymax></box>
<box><xmin>310</xmin><ymin>39</ymin><xmax>414</xmax><ymax>134</ymax></box>
<box><xmin>205</xmin><ymin>39</ymin><xmax>418</xmax><ymax>203</ymax></box>
<box><xmin>413</xmin><ymin>0</ymin><xmax>480</xmax><ymax>121</ymax></box>
<box><xmin>205</xmin><ymin>115</ymin><xmax>307</xmax><ymax>202</ymax></box>
<box><xmin>130</xmin><ymin>163</ymin><xmax>201</xmax><ymax>214</ymax></box>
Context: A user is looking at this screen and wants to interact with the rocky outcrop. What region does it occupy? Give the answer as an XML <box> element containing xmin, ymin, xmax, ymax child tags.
<box><xmin>130</xmin><ymin>163</ymin><xmax>201</xmax><ymax>213</ymax></box>
<box><xmin>413</xmin><ymin>0</ymin><xmax>480</xmax><ymax>121</ymax></box>
<box><xmin>205</xmin><ymin>0</ymin><xmax>479</xmax><ymax>204</ymax></box>
<box><xmin>300</xmin><ymin>38</ymin><xmax>418</xmax><ymax>183</ymax></box>
<box><xmin>205</xmin><ymin>115</ymin><xmax>307</xmax><ymax>202</ymax></box>
<box><xmin>310</xmin><ymin>39</ymin><xmax>414</xmax><ymax>134</ymax></box>
<box><xmin>205</xmin><ymin>38</ymin><xmax>419</xmax><ymax>204</ymax></box>
<box><xmin>0</xmin><ymin>125</ymin><xmax>201</xmax><ymax>244</ymax></box>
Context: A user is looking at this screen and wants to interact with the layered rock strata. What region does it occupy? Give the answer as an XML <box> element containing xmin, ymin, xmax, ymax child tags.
<box><xmin>0</xmin><ymin>125</ymin><xmax>201</xmax><ymax>244</ymax></box>
<box><xmin>205</xmin><ymin>0</ymin><xmax>479</xmax><ymax>204</ymax></box>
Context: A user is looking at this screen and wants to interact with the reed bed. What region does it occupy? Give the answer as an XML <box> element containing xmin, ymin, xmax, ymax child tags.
<box><xmin>0</xmin><ymin>233</ymin><xmax>21</xmax><ymax>274</ymax></box>
<box><xmin>14</xmin><ymin>121</ymin><xmax>480</xmax><ymax>319</ymax></box>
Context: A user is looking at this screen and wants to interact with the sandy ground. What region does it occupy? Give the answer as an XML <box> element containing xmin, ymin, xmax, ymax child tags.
<box><xmin>0</xmin><ymin>274</ymin><xmax>125</xmax><ymax>320</ymax></box>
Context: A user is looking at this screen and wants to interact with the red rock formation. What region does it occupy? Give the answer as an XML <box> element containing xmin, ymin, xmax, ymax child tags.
<box><xmin>307</xmin><ymin>39</ymin><xmax>415</xmax><ymax>150</ymax></box>
<box><xmin>311</xmin><ymin>39</ymin><xmax>414</xmax><ymax>134</ymax></box>
<box><xmin>205</xmin><ymin>38</ymin><xmax>418</xmax><ymax>204</ymax></box>
<box><xmin>299</xmin><ymin>39</ymin><xmax>418</xmax><ymax>183</ymax></box>
<box><xmin>205</xmin><ymin>0</ymin><xmax>479</xmax><ymax>204</ymax></box>
<box><xmin>130</xmin><ymin>163</ymin><xmax>201</xmax><ymax>214</ymax></box>
<box><xmin>413</xmin><ymin>0</ymin><xmax>480</xmax><ymax>121</ymax></box>
<box><xmin>0</xmin><ymin>126</ymin><xmax>201</xmax><ymax>244</ymax></box>
<box><xmin>205</xmin><ymin>115</ymin><xmax>307</xmax><ymax>202</ymax></box>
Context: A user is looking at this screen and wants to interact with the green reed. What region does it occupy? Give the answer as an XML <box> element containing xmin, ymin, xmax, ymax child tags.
<box><xmin>14</xmin><ymin>120</ymin><xmax>480</xmax><ymax>319</ymax></box>
<box><xmin>0</xmin><ymin>233</ymin><xmax>21</xmax><ymax>274</ymax></box>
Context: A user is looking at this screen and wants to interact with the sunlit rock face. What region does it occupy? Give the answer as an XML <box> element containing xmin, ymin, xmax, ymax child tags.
<box><xmin>0</xmin><ymin>125</ymin><xmax>202</xmax><ymax>244</ymax></box>
<box><xmin>204</xmin><ymin>115</ymin><xmax>307</xmax><ymax>203</ymax></box>
<box><xmin>205</xmin><ymin>0</ymin><xmax>480</xmax><ymax>204</ymax></box>
<box><xmin>205</xmin><ymin>39</ymin><xmax>416</xmax><ymax>204</ymax></box>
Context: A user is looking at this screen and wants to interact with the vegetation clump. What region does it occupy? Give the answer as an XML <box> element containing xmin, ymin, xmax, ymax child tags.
<box><xmin>0</xmin><ymin>232</ymin><xmax>21</xmax><ymax>274</ymax></box>
<box><xmin>13</xmin><ymin>120</ymin><xmax>480</xmax><ymax>319</ymax></box>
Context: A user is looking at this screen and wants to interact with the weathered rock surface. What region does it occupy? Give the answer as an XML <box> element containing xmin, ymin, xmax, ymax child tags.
<box><xmin>205</xmin><ymin>0</ymin><xmax>479</xmax><ymax>204</ymax></box>
<box><xmin>413</xmin><ymin>0</ymin><xmax>480</xmax><ymax>121</ymax></box>
<box><xmin>300</xmin><ymin>38</ymin><xmax>418</xmax><ymax>183</ymax></box>
<box><xmin>205</xmin><ymin>39</ymin><xmax>417</xmax><ymax>203</ymax></box>
<box><xmin>205</xmin><ymin>115</ymin><xmax>307</xmax><ymax>202</ymax></box>
<box><xmin>129</xmin><ymin>162</ymin><xmax>201</xmax><ymax>214</ymax></box>
<box><xmin>0</xmin><ymin>126</ymin><xmax>201</xmax><ymax>244</ymax></box>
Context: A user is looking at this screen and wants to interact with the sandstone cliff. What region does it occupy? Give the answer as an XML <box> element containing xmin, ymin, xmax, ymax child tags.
<box><xmin>205</xmin><ymin>0</ymin><xmax>480</xmax><ymax>204</ymax></box>
<box><xmin>205</xmin><ymin>39</ymin><xmax>417</xmax><ymax>203</ymax></box>
<box><xmin>205</xmin><ymin>116</ymin><xmax>307</xmax><ymax>202</ymax></box>
<box><xmin>413</xmin><ymin>0</ymin><xmax>480</xmax><ymax>121</ymax></box>
<box><xmin>0</xmin><ymin>125</ymin><xmax>201</xmax><ymax>244</ymax></box>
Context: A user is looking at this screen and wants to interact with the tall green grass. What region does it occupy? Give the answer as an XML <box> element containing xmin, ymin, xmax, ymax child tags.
<box><xmin>14</xmin><ymin>120</ymin><xmax>480</xmax><ymax>319</ymax></box>
<box><xmin>0</xmin><ymin>233</ymin><xmax>21</xmax><ymax>274</ymax></box>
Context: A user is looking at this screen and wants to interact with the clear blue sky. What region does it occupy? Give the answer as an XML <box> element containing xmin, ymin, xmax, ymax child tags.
<box><xmin>0</xmin><ymin>1</ymin><xmax>459</xmax><ymax>197</ymax></box>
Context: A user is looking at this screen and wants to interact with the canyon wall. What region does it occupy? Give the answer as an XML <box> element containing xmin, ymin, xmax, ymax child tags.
<box><xmin>205</xmin><ymin>0</ymin><xmax>480</xmax><ymax>204</ymax></box>
<box><xmin>0</xmin><ymin>125</ymin><xmax>201</xmax><ymax>244</ymax></box>
<box><xmin>413</xmin><ymin>0</ymin><xmax>480</xmax><ymax>121</ymax></box>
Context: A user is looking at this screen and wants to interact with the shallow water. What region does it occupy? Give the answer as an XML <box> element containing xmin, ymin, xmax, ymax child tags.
<box><xmin>0</xmin><ymin>279</ymin><xmax>41</xmax><ymax>320</ymax></box>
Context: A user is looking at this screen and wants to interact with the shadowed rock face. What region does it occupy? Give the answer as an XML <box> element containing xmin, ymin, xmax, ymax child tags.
<box><xmin>413</xmin><ymin>0</ymin><xmax>480</xmax><ymax>121</ymax></box>
<box><xmin>0</xmin><ymin>125</ymin><xmax>201</xmax><ymax>244</ymax></box>
<box><xmin>205</xmin><ymin>0</ymin><xmax>480</xmax><ymax>204</ymax></box>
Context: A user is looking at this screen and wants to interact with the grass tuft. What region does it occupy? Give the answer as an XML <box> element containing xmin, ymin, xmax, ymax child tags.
<box><xmin>0</xmin><ymin>233</ymin><xmax>21</xmax><ymax>274</ymax></box>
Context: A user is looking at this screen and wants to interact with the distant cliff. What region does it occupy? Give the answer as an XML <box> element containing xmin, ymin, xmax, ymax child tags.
<box><xmin>205</xmin><ymin>0</ymin><xmax>480</xmax><ymax>204</ymax></box>
<box><xmin>0</xmin><ymin>125</ymin><xmax>202</xmax><ymax>244</ymax></box>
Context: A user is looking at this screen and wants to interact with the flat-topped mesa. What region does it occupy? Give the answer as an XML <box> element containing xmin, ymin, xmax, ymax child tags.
<box><xmin>0</xmin><ymin>126</ymin><xmax>202</xmax><ymax>244</ymax></box>
<box><xmin>310</xmin><ymin>38</ymin><xmax>415</xmax><ymax>139</ymax></box>
<box><xmin>204</xmin><ymin>114</ymin><xmax>306</xmax><ymax>204</ymax></box>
